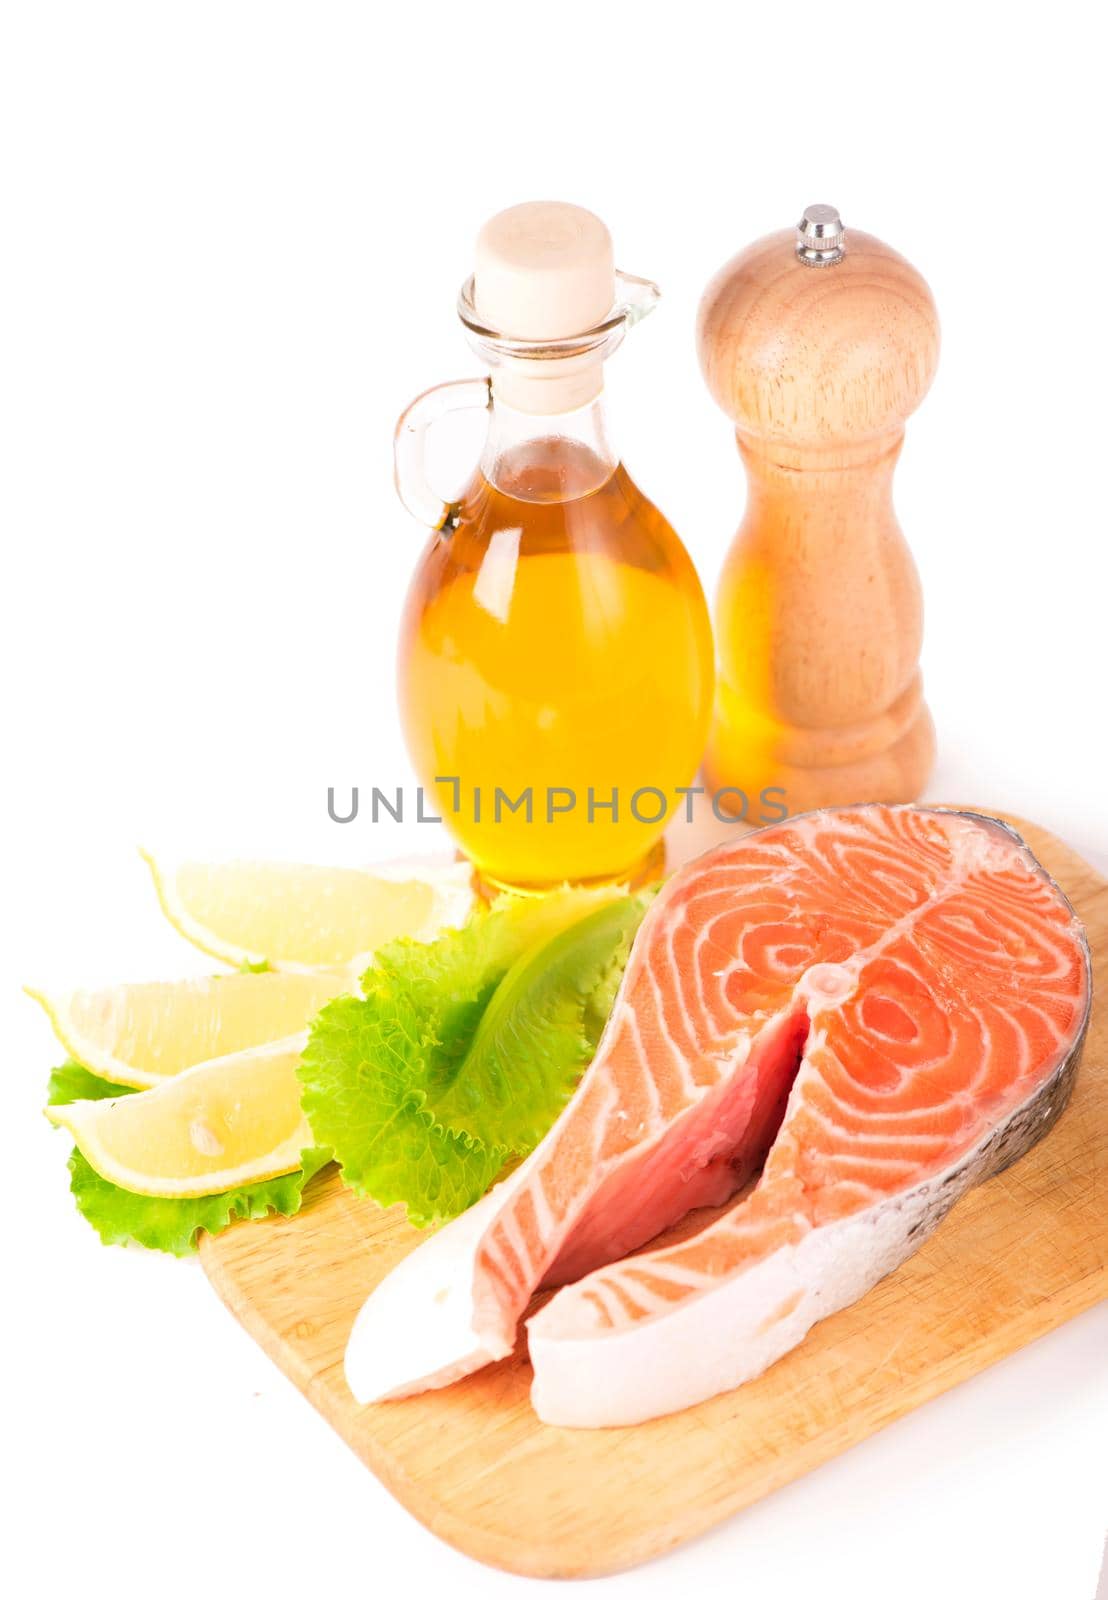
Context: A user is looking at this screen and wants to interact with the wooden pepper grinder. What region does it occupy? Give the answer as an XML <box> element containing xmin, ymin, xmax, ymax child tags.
<box><xmin>697</xmin><ymin>205</ymin><xmax>939</xmax><ymax>814</ymax></box>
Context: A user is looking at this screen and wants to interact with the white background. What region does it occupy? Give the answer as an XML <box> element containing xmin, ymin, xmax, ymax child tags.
<box><xmin>3</xmin><ymin>3</ymin><xmax>1106</xmax><ymax>1597</ymax></box>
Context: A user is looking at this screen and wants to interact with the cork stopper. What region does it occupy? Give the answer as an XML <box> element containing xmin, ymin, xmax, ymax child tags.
<box><xmin>470</xmin><ymin>202</ymin><xmax>617</xmax><ymax>413</ymax></box>
<box><xmin>474</xmin><ymin>202</ymin><xmax>615</xmax><ymax>339</ymax></box>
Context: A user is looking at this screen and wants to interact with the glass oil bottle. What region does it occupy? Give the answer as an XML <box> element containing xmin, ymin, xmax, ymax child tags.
<box><xmin>396</xmin><ymin>203</ymin><xmax>714</xmax><ymax>892</ymax></box>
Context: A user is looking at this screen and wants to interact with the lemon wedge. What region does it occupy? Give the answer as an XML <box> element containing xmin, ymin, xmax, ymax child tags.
<box><xmin>142</xmin><ymin>853</ymin><xmax>474</xmax><ymax>973</ymax></box>
<box><xmin>26</xmin><ymin>971</ymin><xmax>354</xmax><ymax>1089</ymax></box>
<box><xmin>45</xmin><ymin>1041</ymin><xmax>311</xmax><ymax>1197</ymax></box>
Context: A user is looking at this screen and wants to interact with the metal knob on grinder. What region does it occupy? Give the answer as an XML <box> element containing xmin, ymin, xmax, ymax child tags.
<box><xmin>795</xmin><ymin>203</ymin><xmax>846</xmax><ymax>265</ymax></box>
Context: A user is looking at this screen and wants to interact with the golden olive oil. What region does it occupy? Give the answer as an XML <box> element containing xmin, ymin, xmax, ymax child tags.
<box><xmin>400</xmin><ymin>439</ymin><xmax>714</xmax><ymax>890</ymax></box>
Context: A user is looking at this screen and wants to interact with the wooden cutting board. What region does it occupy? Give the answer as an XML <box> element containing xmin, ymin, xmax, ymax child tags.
<box><xmin>200</xmin><ymin>816</ymin><xmax>1108</xmax><ymax>1578</ymax></box>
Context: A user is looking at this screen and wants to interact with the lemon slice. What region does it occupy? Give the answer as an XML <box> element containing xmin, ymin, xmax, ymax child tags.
<box><xmin>27</xmin><ymin>971</ymin><xmax>354</xmax><ymax>1089</ymax></box>
<box><xmin>45</xmin><ymin>1041</ymin><xmax>311</xmax><ymax>1197</ymax></box>
<box><xmin>142</xmin><ymin>853</ymin><xmax>474</xmax><ymax>973</ymax></box>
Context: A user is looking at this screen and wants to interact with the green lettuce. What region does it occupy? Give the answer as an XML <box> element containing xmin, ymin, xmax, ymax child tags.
<box><xmin>298</xmin><ymin>888</ymin><xmax>652</xmax><ymax>1227</ymax></box>
<box><xmin>67</xmin><ymin>1146</ymin><xmax>331</xmax><ymax>1257</ymax></box>
<box><xmin>48</xmin><ymin>1060</ymin><xmax>136</xmax><ymax>1105</ymax></box>
<box><xmin>47</xmin><ymin>1060</ymin><xmax>330</xmax><ymax>1255</ymax></box>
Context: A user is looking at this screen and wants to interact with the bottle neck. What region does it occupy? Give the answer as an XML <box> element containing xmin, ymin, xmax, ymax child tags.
<box><xmin>480</xmin><ymin>390</ymin><xmax>617</xmax><ymax>502</ymax></box>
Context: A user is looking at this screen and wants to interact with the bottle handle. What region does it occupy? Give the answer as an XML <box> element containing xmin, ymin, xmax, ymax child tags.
<box><xmin>393</xmin><ymin>377</ymin><xmax>492</xmax><ymax>531</ymax></box>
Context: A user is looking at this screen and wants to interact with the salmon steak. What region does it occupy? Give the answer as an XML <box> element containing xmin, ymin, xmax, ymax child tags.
<box><xmin>345</xmin><ymin>805</ymin><xmax>1091</xmax><ymax>1427</ymax></box>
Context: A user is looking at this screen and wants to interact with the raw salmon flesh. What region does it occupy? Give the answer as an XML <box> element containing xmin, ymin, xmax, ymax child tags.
<box><xmin>345</xmin><ymin>805</ymin><xmax>1091</xmax><ymax>1427</ymax></box>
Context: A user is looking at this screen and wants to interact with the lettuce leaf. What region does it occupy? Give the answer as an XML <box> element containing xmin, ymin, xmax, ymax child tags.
<box><xmin>298</xmin><ymin>888</ymin><xmax>652</xmax><ymax>1227</ymax></box>
<box><xmin>47</xmin><ymin>1060</ymin><xmax>330</xmax><ymax>1254</ymax></box>
<box><xmin>67</xmin><ymin>1145</ymin><xmax>331</xmax><ymax>1257</ymax></box>
<box><xmin>434</xmin><ymin>895</ymin><xmax>648</xmax><ymax>1151</ymax></box>
<box><xmin>48</xmin><ymin>1060</ymin><xmax>136</xmax><ymax>1104</ymax></box>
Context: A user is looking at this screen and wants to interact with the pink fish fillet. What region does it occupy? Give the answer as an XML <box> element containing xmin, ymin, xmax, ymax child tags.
<box><xmin>344</xmin><ymin>806</ymin><xmax>1090</xmax><ymax>1426</ymax></box>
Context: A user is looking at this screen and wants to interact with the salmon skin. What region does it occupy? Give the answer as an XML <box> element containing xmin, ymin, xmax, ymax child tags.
<box><xmin>344</xmin><ymin>806</ymin><xmax>1091</xmax><ymax>1427</ymax></box>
